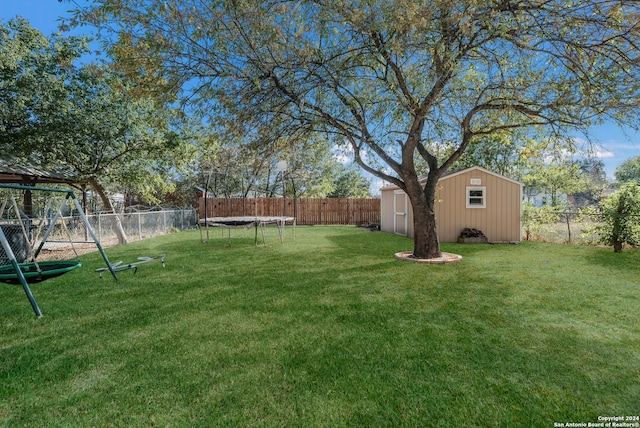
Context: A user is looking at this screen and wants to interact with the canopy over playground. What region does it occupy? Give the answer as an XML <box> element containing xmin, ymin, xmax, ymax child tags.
<box><xmin>0</xmin><ymin>156</ymin><xmax>78</xmax><ymax>186</ymax></box>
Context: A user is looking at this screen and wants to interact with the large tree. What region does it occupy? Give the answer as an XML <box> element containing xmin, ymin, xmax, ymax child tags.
<box><xmin>70</xmin><ymin>0</ymin><xmax>640</xmax><ymax>258</ymax></box>
<box><xmin>1</xmin><ymin>17</ymin><xmax>87</xmax><ymax>144</ymax></box>
<box><xmin>1</xmin><ymin>19</ymin><xmax>196</xmax><ymax>243</ymax></box>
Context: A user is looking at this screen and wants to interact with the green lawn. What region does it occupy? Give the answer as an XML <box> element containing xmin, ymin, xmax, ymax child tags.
<box><xmin>1</xmin><ymin>226</ymin><xmax>638</xmax><ymax>427</ymax></box>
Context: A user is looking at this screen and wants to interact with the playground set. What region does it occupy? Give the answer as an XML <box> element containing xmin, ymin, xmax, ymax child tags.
<box><xmin>0</xmin><ymin>184</ymin><xmax>164</xmax><ymax>317</ymax></box>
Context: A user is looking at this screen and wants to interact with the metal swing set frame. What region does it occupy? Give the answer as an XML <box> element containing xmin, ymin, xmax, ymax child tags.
<box><xmin>0</xmin><ymin>184</ymin><xmax>117</xmax><ymax>317</ymax></box>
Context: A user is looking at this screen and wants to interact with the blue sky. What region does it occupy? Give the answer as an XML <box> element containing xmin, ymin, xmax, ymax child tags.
<box><xmin>3</xmin><ymin>0</ymin><xmax>640</xmax><ymax>184</ymax></box>
<box><xmin>2</xmin><ymin>1</ymin><xmax>88</xmax><ymax>38</ymax></box>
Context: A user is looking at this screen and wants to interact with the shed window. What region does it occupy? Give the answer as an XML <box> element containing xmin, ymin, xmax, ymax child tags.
<box><xmin>466</xmin><ymin>186</ymin><xmax>486</xmax><ymax>208</ymax></box>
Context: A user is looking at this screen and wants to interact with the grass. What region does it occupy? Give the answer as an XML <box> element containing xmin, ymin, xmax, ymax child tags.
<box><xmin>1</xmin><ymin>226</ymin><xmax>639</xmax><ymax>427</ymax></box>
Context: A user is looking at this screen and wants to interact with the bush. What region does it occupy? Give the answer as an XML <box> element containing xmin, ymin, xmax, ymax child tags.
<box><xmin>583</xmin><ymin>182</ymin><xmax>640</xmax><ymax>252</ymax></box>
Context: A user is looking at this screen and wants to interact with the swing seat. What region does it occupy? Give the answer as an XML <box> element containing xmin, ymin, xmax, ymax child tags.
<box><xmin>0</xmin><ymin>260</ymin><xmax>82</xmax><ymax>284</ymax></box>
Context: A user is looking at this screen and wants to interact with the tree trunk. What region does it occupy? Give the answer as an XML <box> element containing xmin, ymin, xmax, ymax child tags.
<box><xmin>88</xmin><ymin>177</ymin><xmax>129</xmax><ymax>245</ymax></box>
<box><xmin>404</xmin><ymin>174</ymin><xmax>442</xmax><ymax>259</ymax></box>
<box><xmin>614</xmin><ymin>240</ymin><xmax>623</xmax><ymax>252</ymax></box>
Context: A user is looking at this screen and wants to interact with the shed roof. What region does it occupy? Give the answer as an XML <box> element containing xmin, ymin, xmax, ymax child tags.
<box><xmin>380</xmin><ymin>166</ymin><xmax>523</xmax><ymax>191</ymax></box>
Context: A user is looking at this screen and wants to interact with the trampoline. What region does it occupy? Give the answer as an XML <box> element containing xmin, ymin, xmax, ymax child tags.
<box><xmin>198</xmin><ymin>216</ymin><xmax>296</xmax><ymax>245</ymax></box>
<box><xmin>0</xmin><ymin>260</ymin><xmax>82</xmax><ymax>284</ymax></box>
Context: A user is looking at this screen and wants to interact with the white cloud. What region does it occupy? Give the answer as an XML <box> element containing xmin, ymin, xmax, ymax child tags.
<box><xmin>593</xmin><ymin>148</ymin><xmax>615</xmax><ymax>159</ymax></box>
<box><xmin>567</xmin><ymin>137</ymin><xmax>617</xmax><ymax>160</ymax></box>
<box><xmin>577</xmin><ymin>142</ymin><xmax>615</xmax><ymax>159</ymax></box>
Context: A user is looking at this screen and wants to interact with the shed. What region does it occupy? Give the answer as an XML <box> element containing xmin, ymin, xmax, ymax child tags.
<box><xmin>380</xmin><ymin>166</ymin><xmax>523</xmax><ymax>243</ymax></box>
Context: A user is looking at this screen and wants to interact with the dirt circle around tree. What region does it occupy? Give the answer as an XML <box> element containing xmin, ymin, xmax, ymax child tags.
<box><xmin>394</xmin><ymin>251</ymin><xmax>463</xmax><ymax>264</ymax></box>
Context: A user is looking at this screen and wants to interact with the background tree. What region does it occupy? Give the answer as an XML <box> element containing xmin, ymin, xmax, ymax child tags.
<box><xmin>327</xmin><ymin>167</ymin><xmax>372</xmax><ymax>199</ymax></box>
<box><xmin>191</xmin><ymin>135</ymin><xmax>342</xmax><ymax>199</ymax></box>
<box><xmin>572</xmin><ymin>158</ymin><xmax>608</xmax><ymax>207</ymax></box>
<box><xmin>280</xmin><ymin>142</ymin><xmax>343</xmax><ymax>198</ymax></box>
<box><xmin>523</xmin><ymin>160</ymin><xmax>588</xmax><ymax>208</ymax></box>
<box><xmin>71</xmin><ymin>1</ymin><xmax>640</xmax><ymax>258</ymax></box>
<box><xmin>614</xmin><ymin>156</ymin><xmax>640</xmax><ymax>184</ymax></box>
<box><xmin>521</xmin><ymin>202</ymin><xmax>559</xmax><ymax>241</ymax></box>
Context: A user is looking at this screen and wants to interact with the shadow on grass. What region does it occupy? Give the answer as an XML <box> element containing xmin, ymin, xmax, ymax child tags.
<box><xmin>582</xmin><ymin>246</ymin><xmax>640</xmax><ymax>271</ymax></box>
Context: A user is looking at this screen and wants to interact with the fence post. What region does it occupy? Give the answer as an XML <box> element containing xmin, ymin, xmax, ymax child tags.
<box><xmin>98</xmin><ymin>213</ymin><xmax>102</xmax><ymax>241</ymax></box>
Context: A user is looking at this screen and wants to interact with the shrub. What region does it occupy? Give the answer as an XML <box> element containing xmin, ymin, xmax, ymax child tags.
<box><xmin>584</xmin><ymin>182</ymin><xmax>640</xmax><ymax>252</ymax></box>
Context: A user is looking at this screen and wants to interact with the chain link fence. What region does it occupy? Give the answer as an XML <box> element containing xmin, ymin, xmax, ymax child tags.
<box><xmin>88</xmin><ymin>209</ymin><xmax>197</xmax><ymax>243</ymax></box>
<box><xmin>522</xmin><ymin>210</ymin><xmax>640</xmax><ymax>245</ymax></box>
<box><xmin>523</xmin><ymin>211</ymin><xmax>592</xmax><ymax>244</ymax></box>
<box><xmin>0</xmin><ymin>209</ymin><xmax>197</xmax><ymax>265</ymax></box>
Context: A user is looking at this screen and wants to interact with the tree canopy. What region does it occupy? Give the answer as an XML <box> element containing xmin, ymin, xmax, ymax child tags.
<box><xmin>615</xmin><ymin>155</ymin><xmax>640</xmax><ymax>184</ymax></box>
<box><xmin>523</xmin><ymin>160</ymin><xmax>588</xmax><ymax>208</ymax></box>
<box><xmin>69</xmin><ymin>0</ymin><xmax>640</xmax><ymax>258</ymax></box>
<box><xmin>1</xmin><ymin>17</ymin><xmax>88</xmax><ymax>146</ymax></box>
<box><xmin>1</xmin><ymin>18</ymin><xmax>200</xmax><ymax>242</ymax></box>
<box><xmin>184</xmin><ymin>133</ymin><xmax>361</xmax><ymax>199</ymax></box>
<box><xmin>1</xmin><ymin>18</ymin><xmax>195</xmax><ymax>206</ymax></box>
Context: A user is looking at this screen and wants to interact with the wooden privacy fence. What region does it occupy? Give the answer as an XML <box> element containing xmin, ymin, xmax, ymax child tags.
<box><xmin>198</xmin><ymin>197</ymin><xmax>380</xmax><ymax>226</ymax></box>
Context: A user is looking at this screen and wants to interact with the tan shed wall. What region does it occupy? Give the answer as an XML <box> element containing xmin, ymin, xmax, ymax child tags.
<box><xmin>380</xmin><ymin>168</ymin><xmax>522</xmax><ymax>243</ymax></box>
<box><xmin>434</xmin><ymin>169</ymin><xmax>522</xmax><ymax>243</ymax></box>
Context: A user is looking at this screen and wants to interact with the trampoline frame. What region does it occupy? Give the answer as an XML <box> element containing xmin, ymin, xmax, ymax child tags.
<box><xmin>0</xmin><ymin>184</ymin><xmax>117</xmax><ymax>317</ymax></box>
<box><xmin>198</xmin><ymin>216</ymin><xmax>296</xmax><ymax>246</ymax></box>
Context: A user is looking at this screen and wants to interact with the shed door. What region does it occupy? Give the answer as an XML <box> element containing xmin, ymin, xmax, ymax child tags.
<box><xmin>394</xmin><ymin>191</ymin><xmax>408</xmax><ymax>236</ymax></box>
